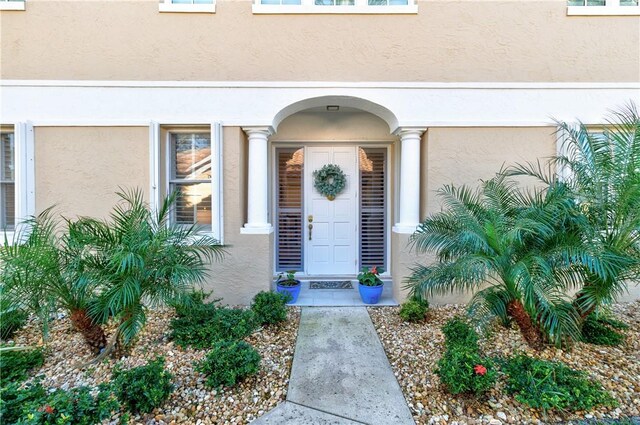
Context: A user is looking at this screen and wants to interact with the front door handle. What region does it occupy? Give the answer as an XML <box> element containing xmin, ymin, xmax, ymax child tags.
<box><xmin>308</xmin><ymin>223</ymin><xmax>313</xmax><ymax>240</ymax></box>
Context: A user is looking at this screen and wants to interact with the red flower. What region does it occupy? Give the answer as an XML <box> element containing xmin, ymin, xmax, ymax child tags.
<box><xmin>474</xmin><ymin>364</ymin><xmax>487</xmax><ymax>376</ymax></box>
<box><xmin>44</xmin><ymin>405</ymin><xmax>55</xmax><ymax>415</ymax></box>
<box><xmin>371</xmin><ymin>266</ymin><xmax>377</xmax><ymax>275</ymax></box>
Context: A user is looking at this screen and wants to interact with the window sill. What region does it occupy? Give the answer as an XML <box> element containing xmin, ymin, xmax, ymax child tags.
<box><xmin>567</xmin><ymin>5</ymin><xmax>640</xmax><ymax>14</ymax></box>
<box><xmin>0</xmin><ymin>1</ymin><xmax>26</xmax><ymax>11</ymax></box>
<box><xmin>252</xmin><ymin>4</ymin><xmax>417</xmax><ymax>14</ymax></box>
<box><xmin>158</xmin><ymin>3</ymin><xmax>215</xmax><ymax>13</ymax></box>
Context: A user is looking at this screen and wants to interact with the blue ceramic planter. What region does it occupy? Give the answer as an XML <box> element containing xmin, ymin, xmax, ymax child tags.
<box><xmin>358</xmin><ymin>282</ymin><xmax>384</xmax><ymax>304</ymax></box>
<box><xmin>276</xmin><ymin>280</ymin><xmax>301</xmax><ymax>304</ymax></box>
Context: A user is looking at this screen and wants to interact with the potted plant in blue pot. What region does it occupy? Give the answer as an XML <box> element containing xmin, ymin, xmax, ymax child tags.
<box><xmin>357</xmin><ymin>266</ymin><xmax>384</xmax><ymax>304</ymax></box>
<box><xmin>276</xmin><ymin>270</ymin><xmax>301</xmax><ymax>304</ymax></box>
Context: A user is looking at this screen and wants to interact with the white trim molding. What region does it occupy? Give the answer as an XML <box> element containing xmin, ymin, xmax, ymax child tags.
<box><xmin>0</xmin><ymin>1</ymin><xmax>25</xmax><ymax>11</ymax></box>
<box><xmin>4</xmin><ymin>122</ymin><xmax>35</xmax><ymax>244</ymax></box>
<box><xmin>2</xmin><ymin>81</ymin><xmax>638</xmax><ymax>131</ymax></box>
<box><xmin>4</xmin><ymin>81</ymin><xmax>638</xmax><ymax>89</ymax></box>
<box><xmin>568</xmin><ymin>5</ymin><xmax>640</xmax><ymax>15</ymax></box>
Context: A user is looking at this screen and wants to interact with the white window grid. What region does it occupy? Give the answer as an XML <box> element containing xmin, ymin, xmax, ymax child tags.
<box><xmin>567</xmin><ymin>0</ymin><xmax>640</xmax><ymax>14</ymax></box>
<box><xmin>149</xmin><ymin>123</ymin><xmax>223</xmax><ymax>243</ymax></box>
<box><xmin>253</xmin><ymin>0</ymin><xmax>417</xmax><ymax>13</ymax></box>
<box><xmin>0</xmin><ymin>0</ymin><xmax>26</xmax><ymax>11</ymax></box>
<box><xmin>169</xmin><ymin>132</ymin><xmax>213</xmax><ymax>232</ymax></box>
<box><xmin>158</xmin><ymin>0</ymin><xmax>215</xmax><ymax>13</ymax></box>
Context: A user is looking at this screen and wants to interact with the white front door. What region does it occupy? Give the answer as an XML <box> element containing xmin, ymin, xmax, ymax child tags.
<box><xmin>305</xmin><ymin>146</ymin><xmax>357</xmax><ymax>275</ymax></box>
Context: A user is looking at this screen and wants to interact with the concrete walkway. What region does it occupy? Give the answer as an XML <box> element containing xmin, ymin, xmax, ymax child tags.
<box><xmin>253</xmin><ymin>307</ymin><xmax>415</xmax><ymax>425</ymax></box>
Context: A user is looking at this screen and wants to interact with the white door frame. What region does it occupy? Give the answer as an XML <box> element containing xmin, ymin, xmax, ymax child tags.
<box><xmin>271</xmin><ymin>141</ymin><xmax>393</xmax><ymax>278</ymax></box>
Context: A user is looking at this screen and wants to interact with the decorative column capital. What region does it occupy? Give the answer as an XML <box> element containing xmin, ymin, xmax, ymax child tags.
<box><xmin>242</xmin><ymin>126</ymin><xmax>274</xmax><ymax>138</ymax></box>
<box><xmin>393</xmin><ymin>127</ymin><xmax>427</xmax><ymax>140</ymax></box>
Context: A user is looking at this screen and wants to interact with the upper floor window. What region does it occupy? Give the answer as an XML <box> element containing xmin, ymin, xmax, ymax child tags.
<box><xmin>0</xmin><ymin>0</ymin><xmax>26</xmax><ymax>11</ymax></box>
<box><xmin>567</xmin><ymin>0</ymin><xmax>639</xmax><ymax>15</ymax></box>
<box><xmin>158</xmin><ymin>0</ymin><xmax>215</xmax><ymax>13</ymax></box>
<box><xmin>169</xmin><ymin>133</ymin><xmax>213</xmax><ymax>232</ymax></box>
<box><xmin>1</xmin><ymin>132</ymin><xmax>15</xmax><ymax>232</ymax></box>
<box><xmin>253</xmin><ymin>0</ymin><xmax>417</xmax><ymax>13</ymax></box>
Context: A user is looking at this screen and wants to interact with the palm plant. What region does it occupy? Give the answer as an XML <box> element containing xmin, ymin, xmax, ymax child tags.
<box><xmin>1</xmin><ymin>211</ymin><xmax>59</xmax><ymax>341</ymax></box>
<box><xmin>405</xmin><ymin>175</ymin><xmax>584</xmax><ymax>349</ymax></box>
<box><xmin>507</xmin><ymin>103</ymin><xmax>640</xmax><ymax>317</ymax></box>
<box><xmin>1</xmin><ymin>209</ymin><xmax>106</xmax><ymax>350</ymax></box>
<box><xmin>79</xmin><ymin>189</ymin><xmax>224</xmax><ymax>355</ymax></box>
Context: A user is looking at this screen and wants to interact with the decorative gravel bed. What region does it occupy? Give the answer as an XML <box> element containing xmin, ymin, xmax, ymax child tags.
<box><xmin>8</xmin><ymin>307</ymin><xmax>301</xmax><ymax>425</ymax></box>
<box><xmin>369</xmin><ymin>302</ymin><xmax>640</xmax><ymax>425</ymax></box>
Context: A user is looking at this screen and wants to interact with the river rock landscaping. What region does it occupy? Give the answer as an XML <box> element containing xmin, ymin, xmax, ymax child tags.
<box><xmin>369</xmin><ymin>301</ymin><xmax>640</xmax><ymax>425</ymax></box>
<box><xmin>3</xmin><ymin>306</ymin><xmax>301</xmax><ymax>425</ymax></box>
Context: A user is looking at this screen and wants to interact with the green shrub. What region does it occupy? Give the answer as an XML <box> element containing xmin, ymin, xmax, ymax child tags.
<box><xmin>436</xmin><ymin>346</ymin><xmax>496</xmax><ymax>395</ymax></box>
<box><xmin>0</xmin><ymin>381</ymin><xmax>47</xmax><ymax>424</ymax></box>
<box><xmin>0</xmin><ymin>346</ymin><xmax>45</xmax><ymax>386</ymax></box>
<box><xmin>501</xmin><ymin>354</ymin><xmax>617</xmax><ymax>412</ymax></box>
<box><xmin>169</xmin><ymin>302</ymin><xmax>258</xmax><ymax>349</ymax></box>
<box><xmin>195</xmin><ymin>340</ymin><xmax>261</xmax><ymax>388</ymax></box>
<box><xmin>596</xmin><ymin>316</ymin><xmax>629</xmax><ymax>330</ymax></box>
<box><xmin>399</xmin><ymin>298</ymin><xmax>429</xmax><ymax>322</ymax></box>
<box><xmin>581</xmin><ymin>315</ymin><xmax>625</xmax><ymax>346</ymax></box>
<box><xmin>111</xmin><ymin>356</ymin><xmax>173</xmax><ymax>414</ymax></box>
<box><xmin>441</xmin><ymin>316</ymin><xmax>479</xmax><ymax>350</ymax></box>
<box><xmin>0</xmin><ymin>380</ymin><xmax>121</xmax><ymax>425</ymax></box>
<box><xmin>251</xmin><ymin>291</ymin><xmax>290</xmax><ymax>325</ymax></box>
<box><xmin>0</xmin><ymin>308</ymin><xmax>28</xmax><ymax>340</ymax></box>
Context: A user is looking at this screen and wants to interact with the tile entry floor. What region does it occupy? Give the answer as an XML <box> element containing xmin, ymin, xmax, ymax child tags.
<box><xmin>289</xmin><ymin>280</ymin><xmax>398</xmax><ymax>306</ymax></box>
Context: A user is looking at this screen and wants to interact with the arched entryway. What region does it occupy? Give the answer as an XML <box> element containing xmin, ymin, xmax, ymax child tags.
<box><xmin>268</xmin><ymin>97</ymin><xmax>399</xmax><ymax>305</ymax></box>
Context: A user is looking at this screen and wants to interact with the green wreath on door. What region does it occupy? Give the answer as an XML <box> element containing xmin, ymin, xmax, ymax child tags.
<box><xmin>313</xmin><ymin>164</ymin><xmax>346</xmax><ymax>201</ymax></box>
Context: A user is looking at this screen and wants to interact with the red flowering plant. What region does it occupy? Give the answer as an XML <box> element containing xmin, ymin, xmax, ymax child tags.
<box><xmin>357</xmin><ymin>266</ymin><xmax>384</xmax><ymax>287</ymax></box>
<box><xmin>474</xmin><ymin>364</ymin><xmax>487</xmax><ymax>375</ymax></box>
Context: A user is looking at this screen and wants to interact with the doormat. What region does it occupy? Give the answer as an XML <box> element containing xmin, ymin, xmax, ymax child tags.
<box><xmin>309</xmin><ymin>280</ymin><xmax>353</xmax><ymax>289</ymax></box>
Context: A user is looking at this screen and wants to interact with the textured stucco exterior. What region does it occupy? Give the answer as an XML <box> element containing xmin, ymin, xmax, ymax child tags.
<box><xmin>421</xmin><ymin>127</ymin><xmax>557</xmax><ymax>217</ymax></box>
<box><xmin>1</xmin><ymin>0</ymin><xmax>638</xmax><ymax>82</ymax></box>
<box><xmin>2</xmin><ymin>0</ymin><xmax>638</xmax><ymax>305</ymax></box>
<box><xmin>394</xmin><ymin>127</ymin><xmax>557</xmax><ymax>305</ymax></box>
<box><xmin>206</xmin><ymin>127</ymin><xmax>274</xmax><ymax>305</ymax></box>
<box><xmin>34</xmin><ymin>127</ymin><xmax>150</xmax><ymax>218</ymax></box>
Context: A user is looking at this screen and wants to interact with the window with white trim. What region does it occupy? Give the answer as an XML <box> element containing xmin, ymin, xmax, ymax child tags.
<box><xmin>158</xmin><ymin>0</ymin><xmax>215</xmax><ymax>13</ymax></box>
<box><xmin>253</xmin><ymin>0</ymin><xmax>416</xmax><ymax>13</ymax></box>
<box><xmin>169</xmin><ymin>132</ymin><xmax>213</xmax><ymax>232</ymax></box>
<box><xmin>567</xmin><ymin>0</ymin><xmax>639</xmax><ymax>15</ymax></box>
<box><xmin>0</xmin><ymin>123</ymin><xmax>35</xmax><ymax>242</ymax></box>
<box><xmin>152</xmin><ymin>124</ymin><xmax>222</xmax><ymax>241</ymax></box>
<box><xmin>0</xmin><ymin>0</ymin><xmax>26</xmax><ymax>11</ymax></box>
<box><xmin>1</xmin><ymin>132</ymin><xmax>15</xmax><ymax>232</ymax></box>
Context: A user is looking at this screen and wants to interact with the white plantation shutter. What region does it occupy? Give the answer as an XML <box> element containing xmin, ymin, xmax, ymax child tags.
<box><xmin>276</xmin><ymin>148</ymin><xmax>304</xmax><ymax>271</ymax></box>
<box><xmin>169</xmin><ymin>132</ymin><xmax>213</xmax><ymax>232</ymax></box>
<box><xmin>359</xmin><ymin>147</ymin><xmax>386</xmax><ymax>270</ymax></box>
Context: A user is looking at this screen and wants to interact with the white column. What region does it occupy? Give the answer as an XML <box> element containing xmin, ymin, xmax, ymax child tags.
<box><xmin>241</xmin><ymin>126</ymin><xmax>273</xmax><ymax>234</ymax></box>
<box><xmin>393</xmin><ymin>127</ymin><xmax>426</xmax><ymax>234</ymax></box>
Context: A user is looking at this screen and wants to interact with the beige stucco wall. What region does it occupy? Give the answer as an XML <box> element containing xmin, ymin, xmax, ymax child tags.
<box><xmin>33</xmin><ymin>125</ymin><xmax>272</xmax><ymax>305</ymax></box>
<box><xmin>395</xmin><ymin>127</ymin><xmax>558</xmax><ymax>304</ymax></box>
<box><xmin>1</xmin><ymin>0</ymin><xmax>638</xmax><ymax>82</ymax></box>
<box><xmin>34</xmin><ymin>127</ymin><xmax>150</xmax><ymax>218</ymax></box>
<box><xmin>422</xmin><ymin>127</ymin><xmax>557</xmax><ymax>217</ymax></box>
<box><xmin>205</xmin><ymin>126</ymin><xmax>273</xmax><ymax>305</ymax></box>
